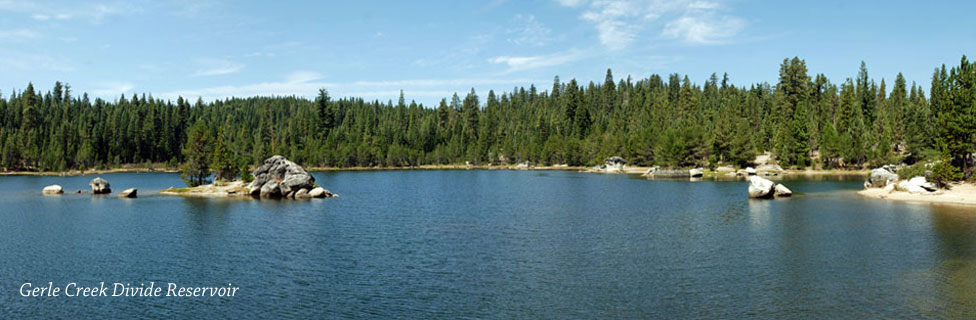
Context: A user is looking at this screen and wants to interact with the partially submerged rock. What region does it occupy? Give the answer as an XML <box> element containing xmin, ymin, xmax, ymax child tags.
<box><xmin>308</xmin><ymin>187</ymin><xmax>333</xmax><ymax>198</ymax></box>
<box><xmin>748</xmin><ymin>176</ymin><xmax>775</xmax><ymax>198</ymax></box>
<box><xmin>119</xmin><ymin>188</ymin><xmax>137</xmax><ymax>198</ymax></box>
<box><xmin>689</xmin><ymin>168</ymin><xmax>703</xmax><ymax>178</ymax></box>
<box><xmin>90</xmin><ymin>177</ymin><xmax>111</xmax><ymax>194</ymax></box>
<box><xmin>42</xmin><ymin>185</ymin><xmax>63</xmax><ymax>195</ymax></box>
<box><xmin>774</xmin><ymin>184</ymin><xmax>792</xmax><ymax>197</ymax></box>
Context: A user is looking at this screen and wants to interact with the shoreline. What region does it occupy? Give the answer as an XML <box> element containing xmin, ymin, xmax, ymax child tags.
<box><xmin>0</xmin><ymin>167</ymin><xmax>180</xmax><ymax>176</ymax></box>
<box><xmin>858</xmin><ymin>183</ymin><xmax>976</xmax><ymax>207</ymax></box>
<box><xmin>1</xmin><ymin>165</ymin><xmax>870</xmax><ymax>177</ymax></box>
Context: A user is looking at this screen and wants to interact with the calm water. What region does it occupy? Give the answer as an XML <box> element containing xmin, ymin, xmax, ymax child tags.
<box><xmin>0</xmin><ymin>171</ymin><xmax>974</xmax><ymax>318</ymax></box>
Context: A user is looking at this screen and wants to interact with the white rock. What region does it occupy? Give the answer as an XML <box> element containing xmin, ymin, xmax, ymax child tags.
<box><xmin>866</xmin><ymin>166</ymin><xmax>899</xmax><ymax>188</ymax></box>
<box><xmin>689</xmin><ymin>168</ymin><xmax>703</xmax><ymax>177</ymax></box>
<box><xmin>745</xmin><ymin>167</ymin><xmax>757</xmax><ymax>175</ymax></box>
<box><xmin>774</xmin><ymin>184</ymin><xmax>792</xmax><ymax>197</ymax></box>
<box><xmin>119</xmin><ymin>188</ymin><xmax>137</xmax><ymax>198</ymax></box>
<box><xmin>897</xmin><ymin>180</ymin><xmax>928</xmax><ymax>194</ymax></box>
<box><xmin>748</xmin><ymin>176</ymin><xmax>775</xmax><ymax>198</ymax></box>
<box><xmin>42</xmin><ymin>185</ymin><xmax>63</xmax><ymax>195</ymax></box>
<box><xmin>308</xmin><ymin>187</ymin><xmax>331</xmax><ymax>198</ymax></box>
<box><xmin>907</xmin><ymin>176</ymin><xmax>937</xmax><ymax>192</ymax></box>
<box><xmin>89</xmin><ymin>177</ymin><xmax>111</xmax><ymax>194</ymax></box>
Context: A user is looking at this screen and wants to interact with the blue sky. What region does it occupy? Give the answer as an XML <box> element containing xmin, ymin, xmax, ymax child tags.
<box><xmin>1</xmin><ymin>0</ymin><xmax>974</xmax><ymax>106</ymax></box>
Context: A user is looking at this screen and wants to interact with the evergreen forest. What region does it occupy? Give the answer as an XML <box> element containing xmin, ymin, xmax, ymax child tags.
<box><xmin>1</xmin><ymin>56</ymin><xmax>974</xmax><ymax>183</ymax></box>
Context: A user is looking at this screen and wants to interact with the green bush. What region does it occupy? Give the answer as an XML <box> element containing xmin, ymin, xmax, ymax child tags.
<box><xmin>931</xmin><ymin>160</ymin><xmax>963</xmax><ymax>188</ymax></box>
<box><xmin>896</xmin><ymin>162</ymin><xmax>928</xmax><ymax>180</ymax></box>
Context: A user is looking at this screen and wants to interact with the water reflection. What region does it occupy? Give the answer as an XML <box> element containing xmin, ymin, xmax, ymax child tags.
<box><xmin>748</xmin><ymin>199</ymin><xmax>772</xmax><ymax>228</ymax></box>
<box><xmin>929</xmin><ymin>206</ymin><xmax>976</xmax><ymax>317</ymax></box>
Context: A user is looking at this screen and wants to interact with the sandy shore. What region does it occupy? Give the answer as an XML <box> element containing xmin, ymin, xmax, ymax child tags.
<box><xmin>859</xmin><ymin>183</ymin><xmax>976</xmax><ymax>206</ymax></box>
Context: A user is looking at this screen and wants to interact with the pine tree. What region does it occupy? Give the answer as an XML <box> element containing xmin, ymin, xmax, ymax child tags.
<box><xmin>211</xmin><ymin>127</ymin><xmax>240</xmax><ymax>181</ymax></box>
<box><xmin>181</xmin><ymin>120</ymin><xmax>213</xmax><ymax>187</ymax></box>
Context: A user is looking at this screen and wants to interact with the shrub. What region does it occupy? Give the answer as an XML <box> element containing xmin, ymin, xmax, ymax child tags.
<box><xmin>896</xmin><ymin>162</ymin><xmax>928</xmax><ymax>180</ymax></box>
<box><xmin>931</xmin><ymin>160</ymin><xmax>963</xmax><ymax>189</ymax></box>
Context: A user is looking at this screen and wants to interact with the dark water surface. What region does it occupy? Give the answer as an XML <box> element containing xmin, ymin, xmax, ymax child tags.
<box><xmin>0</xmin><ymin>171</ymin><xmax>974</xmax><ymax>318</ymax></box>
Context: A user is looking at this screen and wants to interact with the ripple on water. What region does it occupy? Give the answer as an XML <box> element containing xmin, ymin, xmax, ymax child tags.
<box><xmin>0</xmin><ymin>171</ymin><xmax>973</xmax><ymax>318</ymax></box>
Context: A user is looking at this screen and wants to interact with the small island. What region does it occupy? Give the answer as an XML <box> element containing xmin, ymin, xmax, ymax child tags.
<box><xmin>162</xmin><ymin>155</ymin><xmax>336</xmax><ymax>199</ymax></box>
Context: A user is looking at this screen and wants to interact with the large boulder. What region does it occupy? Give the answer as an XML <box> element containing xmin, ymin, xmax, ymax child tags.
<box><xmin>119</xmin><ymin>188</ymin><xmax>137</xmax><ymax>198</ymax></box>
<box><xmin>42</xmin><ymin>185</ymin><xmax>64</xmax><ymax>195</ymax></box>
<box><xmin>745</xmin><ymin>167</ymin><xmax>757</xmax><ymax>175</ymax></box>
<box><xmin>897</xmin><ymin>176</ymin><xmax>937</xmax><ymax>194</ymax></box>
<box><xmin>908</xmin><ymin>176</ymin><xmax>937</xmax><ymax>192</ymax></box>
<box><xmin>89</xmin><ymin>177</ymin><xmax>111</xmax><ymax>194</ymax></box>
<box><xmin>866</xmin><ymin>165</ymin><xmax>899</xmax><ymax>188</ymax></box>
<box><xmin>249</xmin><ymin>155</ymin><xmax>315</xmax><ymax>198</ymax></box>
<box><xmin>689</xmin><ymin>168</ymin><xmax>703</xmax><ymax>177</ymax></box>
<box><xmin>748</xmin><ymin>176</ymin><xmax>775</xmax><ymax>198</ymax></box>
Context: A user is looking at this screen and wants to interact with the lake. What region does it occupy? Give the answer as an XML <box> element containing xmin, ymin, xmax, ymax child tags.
<box><xmin>1</xmin><ymin>170</ymin><xmax>974</xmax><ymax>318</ymax></box>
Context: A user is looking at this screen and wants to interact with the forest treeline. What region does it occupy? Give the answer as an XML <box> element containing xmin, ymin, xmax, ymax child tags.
<box><xmin>1</xmin><ymin>56</ymin><xmax>974</xmax><ymax>181</ymax></box>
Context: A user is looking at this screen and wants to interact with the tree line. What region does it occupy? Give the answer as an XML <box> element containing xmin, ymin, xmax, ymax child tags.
<box><xmin>1</xmin><ymin>56</ymin><xmax>974</xmax><ymax>182</ymax></box>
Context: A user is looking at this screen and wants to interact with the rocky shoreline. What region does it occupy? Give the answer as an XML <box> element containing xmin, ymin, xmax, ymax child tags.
<box><xmin>858</xmin><ymin>165</ymin><xmax>976</xmax><ymax>206</ymax></box>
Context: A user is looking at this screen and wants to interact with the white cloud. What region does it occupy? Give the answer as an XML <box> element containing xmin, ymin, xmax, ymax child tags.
<box><xmin>507</xmin><ymin>14</ymin><xmax>552</xmax><ymax>47</ymax></box>
<box><xmin>559</xmin><ymin>0</ymin><xmax>745</xmax><ymax>49</ymax></box>
<box><xmin>31</xmin><ymin>14</ymin><xmax>49</xmax><ymax>21</ymax></box>
<box><xmin>285</xmin><ymin>71</ymin><xmax>323</xmax><ymax>83</ymax></box>
<box><xmin>192</xmin><ymin>59</ymin><xmax>244</xmax><ymax>77</ymax></box>
<box><xmin>489</xmin><ymin>50</ymin><xmax>585</xmax><ymax>73</ymax></box>
<box><xmin>662</xmin><ymin>13</ymin><xmax>744</xmax><ymax>44</ymax></box>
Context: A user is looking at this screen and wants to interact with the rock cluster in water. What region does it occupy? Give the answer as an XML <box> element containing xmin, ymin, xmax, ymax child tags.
<box><xmin>248</xmin><ymin>155</ymin><xmax>333</xmax><ymax>198</ymax></box>
<box><xmin>748</xmin><ymin>176</ymin><xmax>791</xmax><ymax>198</ymax></box>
